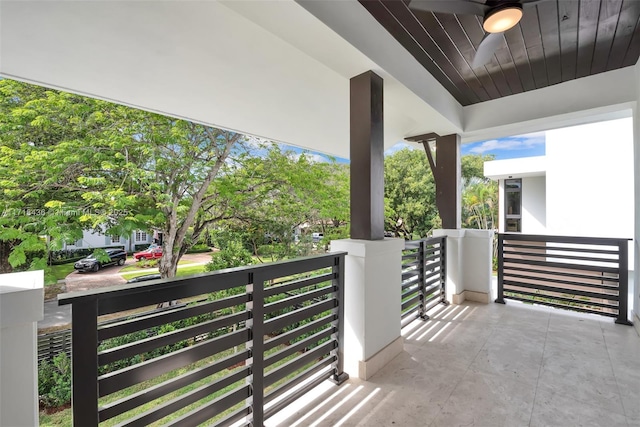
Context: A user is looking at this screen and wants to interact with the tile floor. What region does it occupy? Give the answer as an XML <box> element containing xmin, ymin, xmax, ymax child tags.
<box><xmin>267</xmin><ymin>301</ymin><xmax>640</xmax><ymax>426</ymax></box>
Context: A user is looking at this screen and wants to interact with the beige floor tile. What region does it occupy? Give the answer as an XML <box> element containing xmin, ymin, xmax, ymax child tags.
<box><xmin>269</xmin><ymin>301</ymin><xmax>640</xmax><ymax>427</ymax></box>
<box><xmin>530</xmin><ymin>386</ymin><xmax>628</xmax><ymax>427</ymax></box>
<box><xmin>430</xmin><ymin>370</ymin><xmax>536</xmax><ymax>427</ymax></box>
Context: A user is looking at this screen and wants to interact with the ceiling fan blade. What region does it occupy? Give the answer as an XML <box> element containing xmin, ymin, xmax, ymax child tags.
<box><xmin>408</xmin><ymin>0</ymin><xmax>489</xmax><ymax>16</ymax></box>
<box><xmin>472</xmin><ymin>32</ymin><xmax>505</xmax><ymax>68</ymax></box>
<box><xmin>521</xmin><ymin>0</ymin><xmax>552</xmax><ymax>7</ymax></box>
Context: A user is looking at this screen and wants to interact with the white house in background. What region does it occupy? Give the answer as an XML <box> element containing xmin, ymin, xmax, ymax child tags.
<box><xmin>484</xmin><ymin>117</ymin><xmax>634</xmax><ymax>240</ymax></box>
<box><xmin>63</xmin><ymin>228</ymin><xmax>154</xmax><ymax>253</ymax></box>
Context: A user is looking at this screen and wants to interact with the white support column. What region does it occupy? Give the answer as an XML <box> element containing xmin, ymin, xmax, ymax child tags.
<box><xmin>433</xmin><ymin>229</ymin><xmax>464</xmax><ymax>302</ymax></box>
<box><xmin>461</xmin><ymin>230</ymin><xmax>495</xmax><ymax>303</ymax></box>
<box><xmin>331</xmin><ymin>238</ymin><xmax>405</xmax><ymax>380</ymax></box>
<box><xmin>433</xmin><ymin>229</ymin><xmax>494</xmax><ymax>304</ymax></box>
<box><xmin>0</xmin><ymin>270</ymin><xmax>44</xmax><ymax>427</ymax></box>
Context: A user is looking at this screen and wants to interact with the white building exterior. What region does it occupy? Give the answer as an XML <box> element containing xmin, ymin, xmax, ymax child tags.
<box><xmin>63</xmin><ymin>229</ymin><xmax>154</xmax><ymax>252</ymax></box>
<box><xmin>485</xmin><ymin>117</ymin><xmax>634</xmax><ymax>240</ymax></box>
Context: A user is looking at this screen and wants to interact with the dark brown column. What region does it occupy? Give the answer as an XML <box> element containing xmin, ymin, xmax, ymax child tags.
<box><xmin>350</xmin><ymin>71</ymin><xmax>384</xmax><ymax>240</ymax></box>
<box><xmin>434</xmin><ymin>133</ymin><xmax>461</xmax><ymax>229</ymax></box>
<box><xmin>407</xmin><ymin>132</ymin><xmax>461</xmax><ymax>229</ymax></box>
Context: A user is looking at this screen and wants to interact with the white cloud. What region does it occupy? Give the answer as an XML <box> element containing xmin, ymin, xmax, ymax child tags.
<box><xmin>468</xmin><ymin>132</ymin><xmax>545</xmax><ymax>154</ymax></box>
<box><xmin>384</xmin><ymin>142</ymin><xmax>418</xmax><ymax>155</ymax></box>
<box><xmin>290</xmin><ymin>152</ymin><xmax>330</xmax><ymax>164</ymax></box>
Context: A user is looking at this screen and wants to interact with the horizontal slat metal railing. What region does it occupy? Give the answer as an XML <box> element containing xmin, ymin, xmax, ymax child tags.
<box><xmin>496</xmin><ymin>233</ymin><xmax>632</xmax><ymax>325</ymax></box>
<box><xmin>401</xmin><ymin>236</ymin><xmax>447</xmax><ymax>326</ymax></box>
<box><xmin>38</xmin><ymin>329</ymin><xmax>72</xmax><ymax>364</ymax></box>
<box><xmin>58</xmin><ymin>252</ymin><xmax>348</xmax><ymax>426</ymax></box>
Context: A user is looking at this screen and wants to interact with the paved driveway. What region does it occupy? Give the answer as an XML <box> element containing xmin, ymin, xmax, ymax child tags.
<box><xmin>40</xmin><ymin>252</ymin><xmax>213</xmax><ymax>329</ymax></box>
<box><xmin>64</xmin><ymin>263</ymin><xmax>128</xmax><ymax>293</ymax></box>
<box><xmin>63</xmin><ymin>252</ymin><xmax>212</xmax><ymax>293</ymax></box>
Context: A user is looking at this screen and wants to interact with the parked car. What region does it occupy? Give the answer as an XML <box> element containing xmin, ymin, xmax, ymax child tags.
<box><xmin>74</xmin><ymin>249</ymin><xmax>127</xmax><ymax>272</ymax></box>
<box><xmin>133</xmin><ymin>247</ymin><xmax>163</xmax><ymax>261</ymax></box>
<box><xmin>312</xmin><ymin>232</ymin><xmax>324</xmax><ymax>243</ymax></box>
<box><xmin>126</xmin><ymin>274</ymin><xmax>161</xmax><ymax>283</ymax></box>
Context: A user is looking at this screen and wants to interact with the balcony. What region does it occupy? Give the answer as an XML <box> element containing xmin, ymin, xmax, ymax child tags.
<box><xmin>2</xmin><ymin>232</ymin><xmax>638</xmax><ymax>425</ymax></box>
<box><xmin>269</xmin><ymin>300</ymin><xmax>640</xmax><ymax>426</ymax></box>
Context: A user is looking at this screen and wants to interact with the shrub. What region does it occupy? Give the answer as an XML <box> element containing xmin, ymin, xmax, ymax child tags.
<box><xmin>38</xmin><ymin>353</ymin><xmax>72</xmax><ymax>408</ymax></box>
<box><xmin>137</xmin><ymin>258</ymin><xmax>159</xmax><ymax>268</ymax></box>
<box><xmin>186</xmin><ymin>244</ymin><xmax>211</xmax><ymax>254</ymax></box>
<box><xmin>206</xmin><ymin>240</ymin><xmax>253</xmax><ymax>272</ymax></box>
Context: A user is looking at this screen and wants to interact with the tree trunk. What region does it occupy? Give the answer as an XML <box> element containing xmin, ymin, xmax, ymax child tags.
<box><xmin>158</xmin><ymin>244</ymin><xmax>179</xmax><ymax>279</ymax></box>
<box><xmin>0</xmin><ymin>240</ymin><xmax>14</xmax><ymax>274</ymax></box>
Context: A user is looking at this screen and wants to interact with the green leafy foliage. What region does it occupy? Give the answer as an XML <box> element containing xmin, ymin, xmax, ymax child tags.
<box><xmin>0</xmin><ymin>79</ymin><xmax>248</xmax><ymax>279</ymax></box>
<box><xmin>384</xmin><ymin>149</ymin><xmax>498</xmax><ymax>237</ymax></box>
<box><xmin>211</xmin><ymin>146</ymin><xmax>349</xmax><ymax>261</ymax></box>
<box><xmin>205</xmin><ymin>240</ymin><xmax>253</xmax><ymax>272</ymax></box>
<box><xmin>38</xmin><ymin>353</ymin><xmax>72</xmax><ymax>408</ymax></box>
<box><xmin>384</xmin><ymin>148</ymin><xmax>438</xmax><ymax>238</ymax></box>
<box><xmin>461</xmin><ymin>154</ymin><xmax>498</xmax><ymax>230</ymax></box>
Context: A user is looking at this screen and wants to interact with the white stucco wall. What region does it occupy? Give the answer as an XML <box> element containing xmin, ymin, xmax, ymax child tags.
<box><xmin>521</xmin><ymin>176</ymin><xmax>546</xmax><ymax>234</ymax></box>
<box><xmin>546</xmin><ymin>117</ymin><xmax>634</xmax><ymax>240</ymax></box>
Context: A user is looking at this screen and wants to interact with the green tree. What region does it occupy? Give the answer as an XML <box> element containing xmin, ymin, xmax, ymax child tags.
<box><xmin>315</xmin><ymin>163</ymin><xmax>349</xmax><ymax>233</ymax></box>
<box><xmin>0</xmin><ymin>79</ymin><xmax>248</xmax><ymax>278</ymax></box>
<box><xmin>461</xmin><ymin>153</ymin><xmax>493</xmax><ymax>180</ymax></box>
<box><xmin>462</xmin><ymin>177</ymin><xmax>498</xmax><ymax>229</ymax></box>
<box><xmin>0</xmin><ymin>79</ymin><xmax>128</xmax><ymax>273</ymax></box>
<box><xmin>213</xmin><ymin>146</ymin><xmax>348</xmax><ymax>261</ymax></box>
<box><xmin>460</xmin><ymin>154</ymin><xmax>498</xmax><ymax>230</ymax></box>
<box><xmin>384</xmin><ymin>148</ymin><xmax>438</xmax><ymax>238</ymax></box>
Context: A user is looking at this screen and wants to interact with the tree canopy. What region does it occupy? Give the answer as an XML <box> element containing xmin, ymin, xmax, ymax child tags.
<box><xmin>383</xmin><ymin>147</ymin><xmax>497</xmax><ymax>238</ymax></box>
<box><xmin>0</xmin><ymin>79</ymin><xmax>248</xmax><ymax>277</ymax></box>
<box><xmin>0</xmin><ymin>79</ymin><xmax>350</xmax><ymax>276</ymax></box>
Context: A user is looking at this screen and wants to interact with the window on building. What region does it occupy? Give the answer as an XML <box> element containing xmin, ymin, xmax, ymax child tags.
<box><xmin>111</xmin><ymin>235</ymin><xmax>121</xmax><ymax>243</ymax></box>
<box><xmin>135</xmin><ymin>231</ymin><xmax>148</xmax><ymax>242</ymax></box>
<box><xmin>505</xmin><ymin>178</ymin><xmax>522</xmax><ymax>232</ymax></box>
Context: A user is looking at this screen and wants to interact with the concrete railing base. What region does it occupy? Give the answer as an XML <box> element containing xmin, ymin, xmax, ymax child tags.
<box><xmin>451</xmin><ymin>290</ymin><xmax>491</xmax><ymax>305</ymax></box>
<box><xmin>358</xmin><ymin>336</ymin><xmax>403</xmax><ymax>380</ymax></box>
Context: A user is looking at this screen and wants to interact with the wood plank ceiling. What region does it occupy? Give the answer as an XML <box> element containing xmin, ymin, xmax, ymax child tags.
<box><xmin>360</xmin><ymin>0</ymin><xmax>640</xmax><ymax>106</ymax></box>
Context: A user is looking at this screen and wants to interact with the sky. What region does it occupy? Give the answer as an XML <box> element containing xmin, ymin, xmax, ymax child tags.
<box><xmin>384</xmin><ymin>131</ymin><xmax>546</xmax><ymax>160</ymax></box>
<box><xmin>278</xmin><ymin>130</ymin><xmax>545</xmax><ymax>164</ymax></box>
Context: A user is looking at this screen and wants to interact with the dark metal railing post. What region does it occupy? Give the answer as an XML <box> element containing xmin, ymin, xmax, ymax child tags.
<box><xmin>247</xmin><ymin>271</ymin><xmax>265</xmax><ymax>426</ymax></box>
<box><xmin>418</xmin><ymin>240</ymin><xmax>428</xmax><ymax>320</ymax></box>
<box><xmin>331</xmin><ymin>254</ymin><xmax>349</xmax><ymax>385</ymax></box>
<box><xmin>70</xmin><ymin>298</ymin><xmax>99</xmax><ymax>426</ymax></box>
<box><xmin>615</xmin><ymin>240</ymin><xmax>632</xmax><ymax>325</ymax></box>
<box><xmin>440</xmin><ymin>237</ymin><xmax>449</xmax><ymax>305</ymax></box>
<box><xmin>495</xmin><ymin>234</ymin><xmax>505</xmax><ymax>304</ymax></box>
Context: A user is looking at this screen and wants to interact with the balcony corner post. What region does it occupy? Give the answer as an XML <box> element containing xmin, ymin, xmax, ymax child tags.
<box><xmin>495</xmin><ymin>234</ymin><xmax>505</xmax><ymax>304</ymax></box>
<box><xmin>331</xmin><ymin>254</ymin><xmax>349</xmax><ymax>385</ymax></box>
<box><xmin>70</xmin><ymin>297</ymin><xmax>99</xmax><ymax>426</ymax></box>
<box><xmin>247</xmin><ymin>272</ymin><xmax>265</xmax><ymax>426</ymax></box>
<box><xmin>418</xmin><ymin>240</ymin><xmax>429</xmax><ymax>320</ymax></box>
<box><xmin>615</xmin><ymin>240</ymin><xmax>632</xmax><ymax>325</ymax></box>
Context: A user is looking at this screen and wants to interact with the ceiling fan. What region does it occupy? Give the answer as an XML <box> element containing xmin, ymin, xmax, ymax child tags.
<box><xmin>409</xmin><ymin>0</ymin><xmax>549</xmax><ymax>68</ymax></box>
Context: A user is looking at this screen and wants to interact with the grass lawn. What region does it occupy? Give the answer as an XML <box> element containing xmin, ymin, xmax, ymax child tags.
<box><xmin>45</xmin><ymin>263</ymin><xmax>76</xmax><ymax>286</ymax></box>
<box><xmin>118</xmin><ymin>259</ymin><xmax>196</xmax><ymax>273</ymax></box>
<box><xmin>121</xmin><ymin>264</ymin><xmax>207</xmax><ymax>281</ymax></box>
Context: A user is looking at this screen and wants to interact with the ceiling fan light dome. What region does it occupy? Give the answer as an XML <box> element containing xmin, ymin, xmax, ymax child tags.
<box><xmin>483</xmin><ymin>4</ymin><xmax>523</xmax><ymax>33</ymax></box>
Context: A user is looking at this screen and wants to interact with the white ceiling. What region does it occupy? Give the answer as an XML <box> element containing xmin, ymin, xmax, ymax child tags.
<box><xmin>0</xmin><ymin>0</ymin><xmax>637</xmax><ymax>159</ymax></box>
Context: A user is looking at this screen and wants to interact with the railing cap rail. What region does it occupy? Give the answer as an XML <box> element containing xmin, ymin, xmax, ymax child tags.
<box><xmin>499</xmin><ymin>232</ymin><xmax>631</xmax><ymax>245</ymax></box>
<box><xmin>58</xmin><ymin>252</ymin><xmax>347</xmax><ymax>306</ymax></box>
